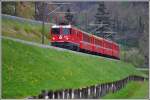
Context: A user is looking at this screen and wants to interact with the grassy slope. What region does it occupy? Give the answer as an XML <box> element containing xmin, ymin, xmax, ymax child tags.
<box><xmin>102</xmin><ymin>81</ymin><xmax>149</xmax><ymax>99</ymax></box>
<box><xmin>2</xmin><ymin>16</ymin><xmax>50</xmax><ymax>44</ymax></box>
<box><xmin>140</xmin><ymin>70</ymin><xmax>149</xmax><ymax>76</ymax></box>
<box><xmin>2</xmin><ymin>38</ymin><xmax>146</xmax><ymax>98</ymax></box>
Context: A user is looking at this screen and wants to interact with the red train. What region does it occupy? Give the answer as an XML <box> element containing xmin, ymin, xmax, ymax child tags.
<box><xmin>50</xmin><ymin>24</ymin><xmax>120</xmax><ymax>59</ymax></box>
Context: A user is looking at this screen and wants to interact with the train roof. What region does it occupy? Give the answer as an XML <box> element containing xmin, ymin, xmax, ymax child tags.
<box><xmin>52</xmin><ymin>24</ymin><xmax>71</xmax><ymax>28</ymax></box>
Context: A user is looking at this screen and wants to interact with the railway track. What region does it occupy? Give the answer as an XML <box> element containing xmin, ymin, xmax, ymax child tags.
<box><xmin>1</xmin><ymin>36</ymin><xmax>119</xmax><ymax>61</ymax></box>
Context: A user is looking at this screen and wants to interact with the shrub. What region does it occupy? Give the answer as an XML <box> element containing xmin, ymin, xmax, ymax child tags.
<box><xmin>121</xmin><ymin>48</ymin><xmax>145</xmax><ymax>67</ymax></box>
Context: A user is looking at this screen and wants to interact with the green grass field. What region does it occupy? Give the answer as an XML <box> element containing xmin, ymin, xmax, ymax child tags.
<box><xmin>2</xmin><ymin>16</ymin><xmax>51</xmax><ymax>44</ymax></box>
<box><xmin>102</xmin><ymin>81</ymin><xmax>149</xmax><ymax>99</ymax></box>
<box><xmin>2</xmin><ymin>38</ymin><xmax>147</xmax><ymax>98</ymax></box>
<box><xmin>140</xmin><ymin>70</ymin><xmax>149</xmax><ymax>76</ymax></box>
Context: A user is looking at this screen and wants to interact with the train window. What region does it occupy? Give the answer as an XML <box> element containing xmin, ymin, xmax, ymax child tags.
<box><xmin>95</xmin><ymin>39</ymin><xmax>99</xmax><ymax>45</ymax></box>
<box><xmin>116</xmin><ymin>46</ymin><xmax>119</xmax><ymax>50</ymax></box>
<box><xmin>107</xmin><ymin>42</ymin><xmax>110</xmax><ymax>49</ymax></box>
<box><xmin>109</xmin><ymin>43</ymin><xmax>112</xmax><ymax>49</ymax></box>
<box><xmin>114</xmin><ymin>45</ymin><xmax>117</xmax><ymax>50</ymax></box>
<box><xmin>52</xmin><ymin>28</ymin><xmax>59</xmax><ymax>34</ymax></box>
<box><xmin>83</xmin><ymin>34</ymin><xmax>90</xmax><ymax>42</ymax></box>
<box><xmin>99</xmin><ymin>40</ymin><xmax>102</xmax><ymax>46</ymax></box>
<box><xmin>106</xmin><ymin>41</ymin><xmax>109</xmax><ymax>48</ymax></box>
<box><xmin>102</xmin><ymin>40</ymin><xmax>105</xmax><ymax>47</ymax></box>
<box><xmin>62</xmin><ymin>28</ymin><xmax>70</xmax><ymax>35</ymax></box>
<box><xmin>104</xmin><ymin>42</ymin><xmax>112</xmax><ymax>49</ymax></box>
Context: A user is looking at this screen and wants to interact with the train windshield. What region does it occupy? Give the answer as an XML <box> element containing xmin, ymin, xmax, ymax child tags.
<box><xmin>52</xmin><ymin>28</ymin><xmax>60</xmax><ymax>34</ymax></box>
<box><xmin>62</xmin><ymin>28</ymin><xmax>70</xmax><ymax>35</ymax></box>
<box><xmin>52</xmin><ymin>28</ymin><xmax>70</xmax><ymax>34</ymax></box>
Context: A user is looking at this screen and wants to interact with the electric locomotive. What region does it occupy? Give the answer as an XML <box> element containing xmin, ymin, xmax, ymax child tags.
<box><xmin>50</xmin><ymin>24</ymin><xmax>120</xmax><ymax>59</ymax></box>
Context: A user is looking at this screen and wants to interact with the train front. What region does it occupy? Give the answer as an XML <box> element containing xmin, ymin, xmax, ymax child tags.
<box><xmin>50</xmin><ymin>25</ymin><xmax>72</xmax><ymax>47</ymax></box>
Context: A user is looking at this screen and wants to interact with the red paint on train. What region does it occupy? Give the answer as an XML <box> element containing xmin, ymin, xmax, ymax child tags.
<box><xmin>50</xmin><ymin>25</ymin><xmax>120</xmax><ymax>59</ymax></box>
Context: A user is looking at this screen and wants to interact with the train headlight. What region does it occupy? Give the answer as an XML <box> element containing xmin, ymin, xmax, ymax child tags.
<box><xmin>52</xmin><ymin>37</ymin><xmax>55</xmax><ymax>40</ymax></box>
<box><xmin>64</xmin><ymin>36</ymin><xmax>69</xmax><ymax>40</ymax></box>
<box><xmin>66</xmin><ymin>37</ymin><xmax>69</xmax><ymax>40</ymax></box>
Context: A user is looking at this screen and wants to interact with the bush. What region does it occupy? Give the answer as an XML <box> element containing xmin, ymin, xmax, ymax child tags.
<box><xmin>2</xmin><ymin>2</ymin><xmax>15</xmax><ymax>15</ymax></box>
<box><xmin>121</xmin><ymin>48</ymin><xmax>145</xmax><ymax>67</ymax></box>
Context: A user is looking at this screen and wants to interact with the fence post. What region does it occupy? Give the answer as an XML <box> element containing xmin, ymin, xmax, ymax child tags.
<box><xmin>48</xmin><ymin>90</ymin><xmax>53</xmax><ymax>99</ymax></box>
<box><xmin>71</xmin><ymin>89</ymin><xmax>74</xmax><ymax>99</ymax></box>
<box><xmin>85</xmin><ymin>87</ymin><xmax>88</xmax><ymax>98</ymax></box>
<box><xmin>68</xmin><ymin>89</ymin><xmax>72</xmax><ymax>99</ymax></box>
<box><xmin>96</xmin><ymin>85</ymin><xmax>100</xmax><ymax>98</ymax></box>
<box><xmin>64</xmin><ymin>89</ymin><xmax>68</xmax><ymax>99</ymax></box>
<box><xmin>88</xmin><ymin>86</ymin><xmax>90</xmax><ymax>98</ymax></box>
<box><xmin>80</xmin><ymin>88</ymin><xmax>82</xmax><ymax>99</ymax></box>
<box><xmin>89</xmin><ymin>85</ymin><xmax>94</xmax><ymax>98</ymax></box>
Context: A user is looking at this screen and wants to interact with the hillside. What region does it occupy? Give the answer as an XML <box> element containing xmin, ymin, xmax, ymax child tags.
<box><xmin>2</xmin><ymin>14</ymin><xmax>51</xmax><ymax>44</ymax></box>
<box><xmin>2</xmin><ymin>13</ymin><xmax>149</xmax><ymax>68</ymax></box>
<box><xmin>2</xmin><ymin>38</ymin><xmax>146</xmax><ymax>98</ymax></box>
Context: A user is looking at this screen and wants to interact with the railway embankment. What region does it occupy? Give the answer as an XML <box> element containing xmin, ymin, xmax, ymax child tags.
<box><xmin>2</xmin><ymin>37</ymin><xmax>148</xmax><ymax>98</ymax></box>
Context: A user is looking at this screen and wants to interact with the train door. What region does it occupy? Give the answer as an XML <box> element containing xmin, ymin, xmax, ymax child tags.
<box><xmin>79</xmin><ymin>31</ymin><xmax>83</xmax><ymax>48</ymax></box>
<box><xmin>91</xmin><ymin>35</ymin><xmax>94</xmax><ymax>51</ymax></box>
<box><xmin>75</xmin><ymin>30</ymin><xmax>78</xmax><ymax>43</ymax></box>
<box><xmin>77</xmin><ymin>31</ymin><xmax>81</xmax><ymax>43</ymax></box>
<box><xmin>102</xmin><ymin>38</ymin><xmax>105</xmax><ymax>55</ymax></box>
<box><xmin>112</xmin><ymin>44</ymin><xmax>114</xmax><ymax>57</ymax></box>
<box><xmin>70</xmin><ymin>28</ymin><xmax>75</xmax><ymax>42</ymax></box>
<box><xmin>116</xmin><ymin>45</ymin><xmax>120</xmax><ymax>58</ymax></box>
